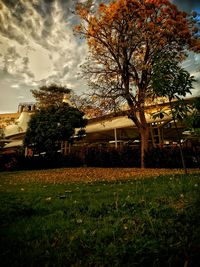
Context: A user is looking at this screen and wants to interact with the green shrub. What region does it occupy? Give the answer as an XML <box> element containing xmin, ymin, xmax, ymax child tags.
<box><xmin>0</xmin><ymin>145</ymin><xmax>199</xmax><ymax>171</ymax></box>
<box><xmin>145</xmin><ymin>147</ymin><xmax>199</xmax><ymax>168</ymax></box>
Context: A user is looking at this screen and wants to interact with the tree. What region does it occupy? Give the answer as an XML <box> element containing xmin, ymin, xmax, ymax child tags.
<box><xmin>75</xmin><ymin>0</ymin><xmax>200</xmax><ymax>168</ymax></box>
<box><xmin>31</xmin><ymin>84</ymin><xmax>71</xmax><ymax>108</ymax></box>
<box><xmin>151</xmin><ymin>54</ymin><xmax>195</xmax><ymax>173</ymax></box>
<box><xmin>151</xmin><ymin>54</ymin><xmax>195</xmax><ymax>101</ymax></box>
<box><xmin>185</xmin><ymin>97</ymin><xmax>200</xmax><ymax>135</ymax></box>
<box><xmin>70</xmin><ymin>92</ymin><xmax>105</xmax><ymax>118</ymax></box>
<box><xmin>24</xmin><ymin>103</ymin><xmax>87</xmax><ymax>155</ymax></box>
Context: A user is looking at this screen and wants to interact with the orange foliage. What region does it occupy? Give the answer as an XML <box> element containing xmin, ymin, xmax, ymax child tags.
<box><xmin>75</xmin><ymin>0</ymin><xmax>198</xmax><ymax>54</ymax></box>
<box><xmin>76</xmin><ymin>3</ymin><xmax>89</xmax><ymax>19</ymax></box>
<box><xmin>74</xmin><ymin>25</ymin><xmax>82</xmax><ymax>33</ymax></box>
<box><xmin>98</xmin><ymin>3</ymin><xmax>106</xmax><ymax>13</ymax></box>
<box><xmin>191</xmin><ymin>38</ymin><xmax>200</xmax><ymax>53</ymax></box>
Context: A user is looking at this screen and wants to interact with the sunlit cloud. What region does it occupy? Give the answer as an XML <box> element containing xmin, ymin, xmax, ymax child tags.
<box><xmin>11</xmin><ymin>84</ymin><xmax>19</xmax><ymax>88</ymax></box>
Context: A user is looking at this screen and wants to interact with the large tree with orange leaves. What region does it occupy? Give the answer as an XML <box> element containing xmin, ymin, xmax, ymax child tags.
<box><xmin>75</xmin><ymin>0</ymin><xmax>200</xmax><ymax>168</ymax></box>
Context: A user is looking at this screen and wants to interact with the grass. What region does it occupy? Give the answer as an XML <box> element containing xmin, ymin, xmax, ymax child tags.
<box><xmin>0</xmin><ymin>169</ymin><xmax>200</xmax><ymax>266</ymax></box>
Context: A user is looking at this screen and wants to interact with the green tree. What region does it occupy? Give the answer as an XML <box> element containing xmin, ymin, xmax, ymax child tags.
<box><xmin>185</xmin><ymin>97</ymin><xmax>200</xmax><ymax>135</ymax></box>
<box><xmin>75</xmin><ymin>0</ymin><xmax>200</xmax><ymax>168</ymax></box>
<box><xmin>151</xmin><ymin>54</ymin><xmax>195</xmax><ymax>172</ymax></box>
<box><xmin>24</xmin><ymin>103</ymin><xmax>87</xmax><ymax>155</ymax></box>
<box><xmin>31</xmin><ymin>84</ymin><xmax>71</xmax><ymax>108</ymax></box>
<box><xmin>151</xmin><ymin>53</ymin><xmax>195</xmax><ymax>101</ymax></box>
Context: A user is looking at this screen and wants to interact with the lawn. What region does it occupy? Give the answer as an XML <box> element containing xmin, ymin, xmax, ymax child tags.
<box><xmin>0</xmin><ymin>168</ymin><xmax>200</xmax><ymax>267</ymax></box>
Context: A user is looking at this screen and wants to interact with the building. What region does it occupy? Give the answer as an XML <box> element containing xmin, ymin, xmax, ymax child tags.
<box><xmin>0</xmin><ymin>99</ymin><xmax>199</xmax><ymax>154</ymax></box>
<box><xmin>0</xmin><ymin>103</ymin><xmax>36</xmax><ymax>153</ymax></box>
<box><xmin>75</xmin><ymin>98</ymin><xmax>197</xmax><ymax>149</ymax></box>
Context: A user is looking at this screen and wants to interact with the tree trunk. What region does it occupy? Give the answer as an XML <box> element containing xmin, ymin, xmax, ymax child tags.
<box><xmin>139</xmin><ymin>126</ymin><xmax>150</xmax><ymax>169</ymax></box>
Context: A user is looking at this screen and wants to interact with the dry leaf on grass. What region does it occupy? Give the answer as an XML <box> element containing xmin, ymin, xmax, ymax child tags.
<box><xmin>4</xmin><ymin>168</ymin><xmax>200</xmax><ymax>184</ymax></box>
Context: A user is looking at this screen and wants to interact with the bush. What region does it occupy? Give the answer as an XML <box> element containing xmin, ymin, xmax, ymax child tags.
<box><xmin>84</xmin><ymin>146</ymin><xmax>140</xmax><ymax>167</ymax></box>
<box><xmin>84</xmin><ymin>147</ymin><xmax>111</xmax><ymax>167</ymax></box>
<box><xmin>0</xmin><ymin>152</ymin><xmax>83</xmax><ymax>172</ymax></box>
<box><xmin>0</xmin><ymin>153</ymin><xmax>18</xmax><ymax>171</ymax></box>
<box><xmin>145</xmin><ymin>147</ymin><xmax>200</xmax><ymax>168</ymax></box>
<box><xmin>120</xmin><ymin>146</ymin><xmax>140</xmax><ymax>167</ymax></box>
<box><xmin>0</xmin><ymin>145</ymin><xmax>199</xmax><ymax>171</ymax></box>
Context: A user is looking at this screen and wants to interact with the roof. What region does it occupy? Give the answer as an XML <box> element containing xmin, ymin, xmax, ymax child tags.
<box><xmin>4</xmin><ymin>111</ymin><xmax>31</xmax><ymax>138</ymax></box>
<box><xmin>85</xmin><ymin>110</ymin><xmax>172</xmax><ymax>134</ymax></box>
<box><xmin>0</xmin><ymin>113</ymin><xmax>19</xmax><ymax>119</ymax></box>
<box><xmin>3</xmin><ymin>140</ymin><xmax>23</xmax><ymax>148</ymax></box>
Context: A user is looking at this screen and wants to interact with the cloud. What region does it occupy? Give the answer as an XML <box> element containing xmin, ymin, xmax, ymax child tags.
<box><xmin>1</xmin><ymin>45</ymin><xmax>35</xmax><ymax>82</ymax></box>
<box><xmin>0</xmin><ymin>2</ymin><xmax>28</xmax><ymax>45</ymax></box>
<box><xmin>11</xmin><ymin>84</ymin><xmax>20</xmax><ymax>88</ymax></box>
<box><xmin>0</xmin><ymin>69</ymin><xmax>35</xmax><ymax>113</ymax></box>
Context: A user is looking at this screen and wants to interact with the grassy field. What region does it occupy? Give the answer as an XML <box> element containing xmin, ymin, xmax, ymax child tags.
<box><xmin>0</xmin><ymin>168</ymin><xmax>200</xmax><ymax>267</ymax></box>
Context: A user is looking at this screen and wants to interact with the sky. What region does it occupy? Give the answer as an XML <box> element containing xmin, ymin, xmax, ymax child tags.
<box><xmin>0</xmin><ymin>0</ymin><xmax>200</xmax><ymax>114</ymax></box>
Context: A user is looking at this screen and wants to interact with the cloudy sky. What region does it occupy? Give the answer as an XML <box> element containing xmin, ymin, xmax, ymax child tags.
<box><xmin>0</xmin><ymin>0</ymin><xmax>200</xmax><ymax>113</ymax></box>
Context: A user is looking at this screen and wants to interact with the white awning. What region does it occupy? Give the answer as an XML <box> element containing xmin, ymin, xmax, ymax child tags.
<box><xmin>85</xmin><ymin>113</ymin><xmax>172</xmax><ymax>134</ymax></box>
<box><xmin>4</xmin><ymin>140</ymin><xmax>23</xmax><ymax>148</ymax></box>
